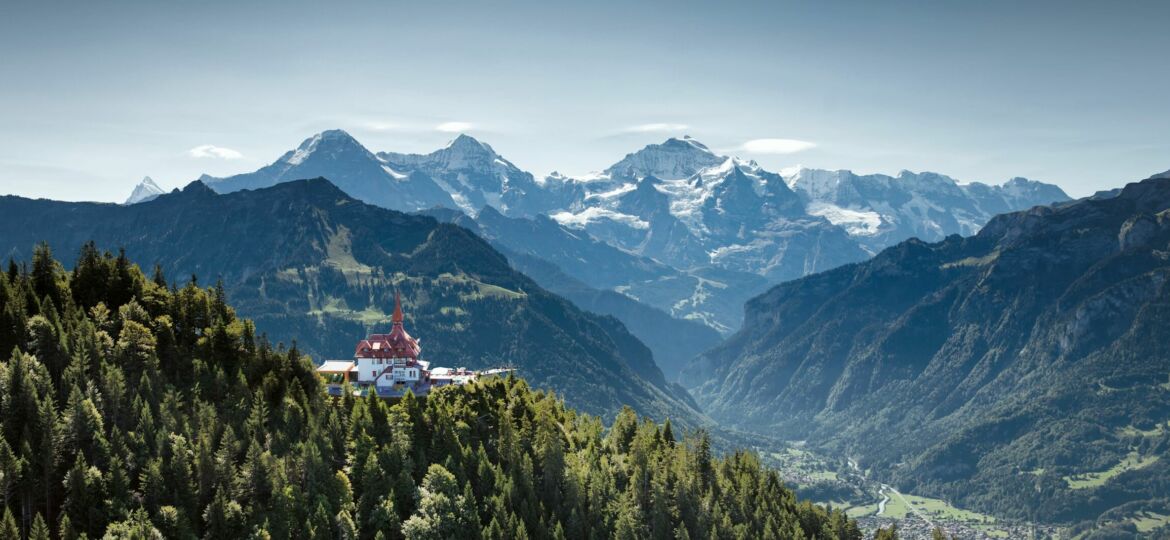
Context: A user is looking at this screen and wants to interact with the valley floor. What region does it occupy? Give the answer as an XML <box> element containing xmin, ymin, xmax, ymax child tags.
<box><xmin>760</xmin><ymin>444</ymin><xmax>1067</xmax><ymax>540</ymax></box>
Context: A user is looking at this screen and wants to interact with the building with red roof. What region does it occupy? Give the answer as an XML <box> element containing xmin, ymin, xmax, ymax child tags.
<box><xmin>317</xmin><ymin>291</ymin><xmax>514</xmax><ymax>398</ymax></box>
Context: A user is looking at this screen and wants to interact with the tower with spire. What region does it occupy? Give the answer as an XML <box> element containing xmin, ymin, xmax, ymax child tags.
<box><xmin>316</xmin><ymin>290</ymin><xmax>513</xmax><ymax>398</ymax></box>
<box><xmin>351</xmin><ymin>290</ymin><xmax>424</xmax><ymax>386</ymax></box>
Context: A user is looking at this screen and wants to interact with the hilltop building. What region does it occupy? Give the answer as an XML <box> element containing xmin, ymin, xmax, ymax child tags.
<box><xmin>316</xmin><ymin>291</ymin><xmax>510</xmax><ymax>397</ymax></box>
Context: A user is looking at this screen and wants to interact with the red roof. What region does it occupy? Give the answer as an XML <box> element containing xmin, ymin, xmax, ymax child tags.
<box><xmin>354</xmin><ymin>291</ymin><xmax>420</xmax><ymax>359</ymax></box>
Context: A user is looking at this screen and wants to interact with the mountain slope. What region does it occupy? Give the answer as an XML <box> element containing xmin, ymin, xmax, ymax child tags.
<box><xmin>419</xmin><ymin>207</ymin><xmax>723</xmax><ymax>380</ymax></box>
<box><xmin>497</xmin><ymin>251</ymin><xmax>723</xmax><ymax>381</ymax></box>
<box><xmin>0</xmin><ymin>179</ymin><xmax>702</xmax><ymax>423</ymax></box>
<box><xmin>682</xmin><ymin>175</ymin><xmax>1170</xmax><ymax>523</ymax></box>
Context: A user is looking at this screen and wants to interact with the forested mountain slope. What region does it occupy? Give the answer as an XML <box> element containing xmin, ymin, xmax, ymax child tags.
<box><xmin>0</xmin><ymin>249</ymin><xmax>863</xmax><ymax>539</ymax></box>
<box><xmin>419</xmin><ymin>207</ymin><xmax>723</xmax><ymax>380</ymax></box>
<box><xmin>683</xmin><ymin>175</ymin><xmax>1170</xmax><ymax>523</ymax></box>
<box><xmin>0</xmin><ymin>179</ymin><xmax>699</xmax><ymax>423</ymax></box>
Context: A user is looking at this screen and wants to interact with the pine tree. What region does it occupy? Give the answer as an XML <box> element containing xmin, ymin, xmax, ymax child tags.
<box><xmin>0</xmin><ymin>508</ymin><xmax>18</xmax><ymax>540</ymax></box>
<box><xmin>103</xmin><ymin>509</ymin><xmax>164</xmax><ymax>539</ymax></box>
<box><xmin>367</xmin><ymin>494</ymin><xmax>402</xmax><ymax>540</ymax></box>
<box><xmin>0</xmin><ymin>436</ymin><xmax>23</xmax><ymax>510</ymax></box>
<box><xmin>337</xmin><ymin>508</ymin><xmax>358</xmax><ymax>540</ymax></box>
<box><xmin>402</xmin><ymin>464</ymin><xmax>478</xmax><ymax>540</ymax></box>
<box><xmin>29</xmin><ymin>512</ymin><xmax>50</xmax><ymax>540</ymax></box>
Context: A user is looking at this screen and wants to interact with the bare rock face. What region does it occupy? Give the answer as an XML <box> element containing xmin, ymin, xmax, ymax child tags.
<box><xmin>1119</xmin><ymin>213</ymin><xmax>1160</xmax><ymax>251</ymax></box>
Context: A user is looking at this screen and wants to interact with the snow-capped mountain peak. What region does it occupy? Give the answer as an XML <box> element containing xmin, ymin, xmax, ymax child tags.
<box><xmin>124</xmin><ymin>176</ymin><xmax>165</xmax><ymax>204</ymax></box>
<box><xmin>202</xmin><ymin>128</ymin><xmax>459</xmax><ymax>212</ymax></box>
<box><xmin>375</xmin><ymin>134</ymin><xmax>540</xmax><ymax>216</ymax></box>
<box><xmin>603</xmin><ymin>137</ymin><xmax>726</xmax><ymax>180</ymax></box>
<box><xmin>380</xmin><ymin>133</ymin><xmax>508</xmax><ymax>171</ymax></box>
<box><xmin>446</xmin><ymin>133</ymin><xmax>495</xmax><ymax>153</ymax></box>
<box><xmin>431</xmin><ymin>134</ymin><xmax>510</xmax><ymax>169</ymax></box>
<box><xmin>280</xmin><ymin>129</ymin><xmax>371</xmax><ymax>166</ymax></box>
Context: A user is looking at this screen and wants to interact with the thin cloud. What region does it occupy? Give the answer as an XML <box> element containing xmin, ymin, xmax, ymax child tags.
<box><xmin>187</xmin><ymin>144</ymin><xmax>243</xmax><ymax>159</ymax></box>
<box><xmin>622</xmin><ymin>123</ymin><xmax>689</xmax><ymax>134</ymax></box>
<box><xmin>740</xmin><ymin>138</ymin><xmax>817</xmax><ymax>154</ymax></box>
<box><xmin>364</xmin><ymin>121</ymin><xmax>404</xmax><ymax>132</ymax></box>
<box><xmin>435</xmin><ymin>121</ymin><xmax>475</xmax><ymax>133</ymax></box>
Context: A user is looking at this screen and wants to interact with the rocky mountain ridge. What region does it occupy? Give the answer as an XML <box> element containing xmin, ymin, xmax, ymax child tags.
<box><xmin>681</xmin><ymin>174</ymin><xmax>1170</xmax><ymax>523</ymax></box>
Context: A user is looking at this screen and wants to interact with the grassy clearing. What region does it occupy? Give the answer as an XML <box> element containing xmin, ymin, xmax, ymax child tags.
<box><xmin>845</xmin><ymin>503</ymin><xmax>878</xmax><ymax>518</ymax></box>
<box><xmin>978</xmin><ymin>528</ymin><xmax>1011</xmax><ymax>538</ymax></box>
<box><xmin>1117</xmin><ymin>422</ymin><xmax>1167</xmax><ymax>438</ymax></box>
<box><xmin>767</xmin><ymin>447</ymin><xmax>843</xmax><ymax>489</ymax></box>
<box><xmin>903</xmin><ymin>494</ymin><xmax>997</xmax><ymax>523</ymax></box>
<box><xmin>435</xmin><ymin>273</ymin><xmax>526</xmax><ymax>301</ymax></box>
<box><xmin>807</xmin><ymin>470</ymin><xmax>839</xmax><ymax>482</ymax></box>
<box><xmin>325</xmin><ymin>227</ymin><xmax>375</xmax><ymax>275</ymax></box>
<box><xmin>309</xmin><ymin>296</ymin><xmax>391</xmax><ymax>325</ymax></box>
<box><xmin>881</xmin><ymin>494</ymin><xmax>910</xmax><ymax>519</ymax></box>
<box><xmin>1064</xmin><ymin>451</ymin><xmax>1161</xmax><ymax>489</ymax></box>
<box><xmin>1134</xmin><ymin>511</ymin><xmax>1170</xmax><ymax>533</ymax></box>
<box><xmin>468</xmin><ymin>282</ymin><xmax>526</xmax><ymax>301</ymax></box>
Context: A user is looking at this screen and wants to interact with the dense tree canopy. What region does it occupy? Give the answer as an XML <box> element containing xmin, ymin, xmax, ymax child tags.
<box><xmin>0</xmin><ymin>243</ymin><xmax>863</xmax><ymax>539</ymax></box>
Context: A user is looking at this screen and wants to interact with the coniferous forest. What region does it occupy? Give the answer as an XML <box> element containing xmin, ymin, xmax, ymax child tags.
<box><xmin>0</xmin><ymin>243</ymin><xmax>865</xmax><ymax>539</ymax></box>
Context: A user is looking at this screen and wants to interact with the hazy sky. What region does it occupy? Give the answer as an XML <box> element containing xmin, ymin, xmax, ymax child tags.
<box><xmin>1</xmin><ymin>0</ymin><xmax>1168</xmax><ymax>201</ymax></box>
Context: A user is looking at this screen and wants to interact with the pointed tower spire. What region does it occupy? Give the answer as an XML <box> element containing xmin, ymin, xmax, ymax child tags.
<box><xmin>392</xmin><ymin>289</ymin><xmax>404</xmax><ymax>324</ymax></box>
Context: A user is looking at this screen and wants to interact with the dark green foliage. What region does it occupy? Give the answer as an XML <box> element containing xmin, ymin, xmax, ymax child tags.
<box><xmin>0</xmin><ymin>247</ymin><xmax>856</xmax><ymax>539</ymax></box>
<box><xmin>874</xmin><ymin>525</ymin><xmax>898</xmax><ymax>540</ymax></box>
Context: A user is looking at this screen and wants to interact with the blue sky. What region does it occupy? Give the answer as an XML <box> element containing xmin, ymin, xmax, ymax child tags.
<box><xmin>1</xmin><ymin>0</ymin><xmax>1167</xmax><ymax>201</ymax></box>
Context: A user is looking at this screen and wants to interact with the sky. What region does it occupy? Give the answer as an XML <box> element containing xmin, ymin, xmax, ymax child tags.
<box><xmin>1</xmin><ymin>0</ymin><xmax>1168</xmax><ymax>201</ymax></box>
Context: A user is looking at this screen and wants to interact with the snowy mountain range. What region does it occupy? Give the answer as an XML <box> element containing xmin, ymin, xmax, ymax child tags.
<box><xmin>376</xmin><ymin>134</ymin><xmax>559</xmax><ymax>217</ymax></box>
<box><xmin>193</xmin><ymin>129</ymin><xmax>1070</xmax><ymax>338</ymax></box>
<box><xmin>124</xmin><ymin>176</ymin><xmax>165</xmax><ymax>204</ymax></box>
<box><xmin>534</xmin><ymin>137</ymin><xmax>867</xmax><ymax>281</ymax></box>
<box><xmin>787</xmin><ymin>168</ymin><xmax>1071</xmax><ymax>253</ymax></box>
